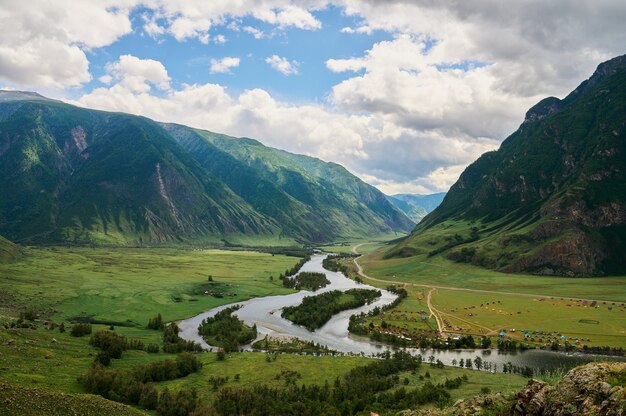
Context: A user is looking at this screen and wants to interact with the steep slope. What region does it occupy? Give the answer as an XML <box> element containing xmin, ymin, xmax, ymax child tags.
<box><xmin>0</xmin><ymin>92</ymin><xmax>412</xmax><ymax>246</ymax></box>
<box><xmin>386</xmin><ymin>54</ymin><xmax>626</xmax><ymax>276</ymax></box>
<box><xmin>387</xmin><ymin>193</ymin><xmax>446</xmax><ymax>223</ymax></box>
<box><xmin>0</xmin><ymin>96</ymin><xmax>280</xmax><ymax>245</ymax></box>
<box><xmin>163</xmin><ymin>124</ymin><xmax>414</xmax><ymax>241</ymax></box>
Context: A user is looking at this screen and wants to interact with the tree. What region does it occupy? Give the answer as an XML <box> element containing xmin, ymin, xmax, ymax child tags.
<box><xmin>480</xmin><ymin>336</ymin><xmax>492</xmax><ymax>349</ymax></box>
<box><xmin>139</xmin><ymin>383</ymin><xmax>158</xmax><ymax>410</ymax></box>
<box><xmin>473</xmin><ymin>356</ymin><xmax>483</xmax><ymax>371</ymax></box>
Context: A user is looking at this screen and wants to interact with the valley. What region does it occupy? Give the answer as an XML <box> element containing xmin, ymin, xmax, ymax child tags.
<box><xmin>0</xmin><ymin>244</ymin><xmax>533</xmax><ymax>415</ymax></box>
<box><xmin>0</xmin><ymin>39</ymin><xmax>624</xmax><ymax>415</ymax></box>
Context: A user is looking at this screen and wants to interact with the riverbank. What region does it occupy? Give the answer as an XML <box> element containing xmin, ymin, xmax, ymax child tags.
<box><xmin>178</xmin><ymin>254</ymin><xmax>626</xmax><ymax>374</ymax></box>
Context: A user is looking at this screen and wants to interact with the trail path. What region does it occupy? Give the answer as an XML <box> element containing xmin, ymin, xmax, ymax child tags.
<box><xmin>350</xmin><ymin>242</ymin><xmax>624</xmax><ymax>337</ymax></box>
<box><xmin>351</xmin><ymin>244</ymin><xmax>621</xmax><ymax>302</ymax></box>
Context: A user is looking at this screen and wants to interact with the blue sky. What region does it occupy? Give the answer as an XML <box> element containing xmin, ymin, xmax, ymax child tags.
<box><xmin>82</xmin><ymin>5</ymin><xmax>392</xmax><ymax>104</ymax></box>
<box><xmin>1</xmin><ymin>1</ymin><xmax>625</xmax><ymax>193</ymax></box>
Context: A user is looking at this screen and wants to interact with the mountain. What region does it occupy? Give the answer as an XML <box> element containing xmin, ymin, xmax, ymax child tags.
<box><xmin>385</xmin><ymin>54</ymin><xmax>626</xmax><ymax>276</ymax></box>
<box><xmin>386</xmin><ymin>193</ymin><xmax>446</xmax><ymax>223</ymax></box>
<box><xmin>0</xmin><ymin>91</ymin><xmax>413</xmax><ymax>246</ymax></box>
<box><xmin>163</xmin><ymin>124</ymin><xmax>414</xmax><ymax>242</ymax></box>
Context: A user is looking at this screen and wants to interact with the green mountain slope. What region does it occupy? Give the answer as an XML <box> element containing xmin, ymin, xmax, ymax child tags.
<box><xmin>386</xmin><ymin>193</ymin><xmax>446</xmax><ymax>223</ymax></box>
<box><xmin>0</xmin><ymin>92</ymin><xmax>411</xmax><ymax>245</ymax></box>
<box><xmin>163</xmin><ymin>124</ymin><xmax>415</xmax><ymax>242</ymax></box>
<box><xmin>386</xmin><ymin>54</ymin><xmax>626</xmax><ymax>276</ymax></box>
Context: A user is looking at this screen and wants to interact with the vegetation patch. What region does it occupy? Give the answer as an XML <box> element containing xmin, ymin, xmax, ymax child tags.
<box><xmin>251</xmin><ymin>336</ymin><xmax>335</xmax><ymax>354</ymax></box>
<box><xmin>280</xmin><ymin>271</ymin><xmax>330</xmax><ymax>291</ymax></box>
<box><xmin>198</xmin><ymin>306</ymin><xmax>257</xmax><ymax>352</ymax></box>
<box><xmin>282</xmin><ymin>288</ymin><xmax>381</xmax><ymax>331</ymax></box>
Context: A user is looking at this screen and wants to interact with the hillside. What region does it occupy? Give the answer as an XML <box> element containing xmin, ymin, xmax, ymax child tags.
<box><xmin>0</xmin><ymin>235</ymin><xmax>19</xmax><ymax>262</ymax></box>
<box><xmin>0</xmin><ymin>92</ymin><xmax>412</xmax><ymax>246</ymax></box>
<box><xmin>0</xmin><ymin>383</ymin><xmax>148</xmax><ymax>416</ymax></box>
<box><xmin>387</xmin><ymin>193</ymin><xmax>446</xmax><ymax>223</ymax></box>
<box><xmin>386</xmin><ymin>54</ymin><xmax>626</xmax><ymax>276</ymax></box>
<box><xmin>164</xmin><ymin>124</ymin><xmax>414</xmax><ymax>242</ymax></box>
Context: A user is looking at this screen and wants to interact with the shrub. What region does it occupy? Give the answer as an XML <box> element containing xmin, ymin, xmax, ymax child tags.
<box><xmin>70</xmin><ymin>323</ymin><xmax>92</xmax><ymax>337</ymax></box>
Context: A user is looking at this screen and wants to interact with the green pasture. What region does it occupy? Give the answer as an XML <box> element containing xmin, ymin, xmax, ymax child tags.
<box><xmin>0</xmin><ymin>247</ymin><xmax>300</xmax><ymax>325</ymax></box>
<box><xmin>431</xmin><ymin>289</ymin><xmax>626</xmax><ymax>348</ymax></box>
<box><xmin>360</xmin><ymin>248</ymin><xmax>626</xmax><ymax>302</ymax></box>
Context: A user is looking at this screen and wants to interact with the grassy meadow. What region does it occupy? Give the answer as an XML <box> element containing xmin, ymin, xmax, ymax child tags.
<box><xmin>355</xmin><ymin>241</ymin><xmax>626</xmax><ymax>348</ymax></box>
<box><xmin>0</xmin><ymin>247</ymin><xmax>300</xmax><ymax>325</ymax></box>
<box><xmin>360</xmin><ymin>244</ymin><xmax>626</xmax><ymax>301</ymax></box>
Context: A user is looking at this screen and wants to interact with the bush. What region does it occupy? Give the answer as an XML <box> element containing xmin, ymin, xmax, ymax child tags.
<box><xmin>146</xmin><ymin>343</ymin><xmax>160</xmax><ymax>353</ymax></box>
<box><xmin>70</xmin><ymin>323</ymin><xmax>92</xmax><ymax>337</ymax></box>
<box><xmin>148</xmin><ymin>314</ymin><xmax>164</xmax><ymax>330</ymax></box>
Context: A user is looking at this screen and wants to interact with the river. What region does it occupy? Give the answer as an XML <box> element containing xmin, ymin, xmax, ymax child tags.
<box><xmin>178</xmin><ymin>254</ymin><xmax>625</xmax><ymax>373</ymax></box>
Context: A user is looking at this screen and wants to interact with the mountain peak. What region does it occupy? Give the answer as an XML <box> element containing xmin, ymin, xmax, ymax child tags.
<box><xmin>391</xmin><ymin>54</ymin><xmax>626</xmax><ymax>276</ymax></box>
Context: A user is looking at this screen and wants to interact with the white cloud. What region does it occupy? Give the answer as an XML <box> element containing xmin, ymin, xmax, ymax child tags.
<box><xmin>0</xmin><ymin>0</ymin><xmax>133</xmax><ymax>89</ymax></box>
<box><xmin>104</xmin><ymin>55</ymin><xmax>171</xmax><ymax>93</ymax></box>
<box><xmin>265</xmin><ymin>55</ymin><xmax>299</xmax><ymax>75</ymax></box>
<box><xmin>74</xmin><ymin>56</ymin><xmax>494</xmax><ymax>193</ymax></box>
<box><xmin>340</xmin><ymin>25</ymin><xmax>372</xmax><ymax>35</ymax></box>
<box><xmin>209</xmin><ymin>57</ymin><xmax>240</xmax><ymax>74</ymax></box>
<box><xmin>243</xmin><ymin>26</ymin><xmax>265</xmax><ymax>39</ymax></box>
<box><xmin>4</xmin><ymin>1</ymin><xmax>626</xmax><ymax>193</ymax></box>
<box><xmin>146</xmin><ymin>1</ymin><xmax>323</xmax><ymax>43</ymax></box>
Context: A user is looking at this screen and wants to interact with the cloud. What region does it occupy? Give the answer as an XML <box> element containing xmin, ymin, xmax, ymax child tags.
<box><xmin>209</xmin><ymin>57</ymin><xmax>241</xmax><ymax>74</ymax></box>
<box><xmin>74</xmin><ymin>55</ymin><xmax>493</xmax><ymax>193</ymax></box>
<box><xmin>243</xmin><ymin>26</ymin><xmax>265</xmax><ymax>39</ymax></box>
<box><xmin>104</xmin><ymin>55</ymin><xmax>171</xmax><ymax>93</ymax></box>
<box><xmin>0</xmin><ymin>0</ymin><xmax>133</xmax><ymax>89</ymax></box>
<box><xmin>146</xmin><ymin>1</ymin><xmax>323</xmax><ymax>43</ymax></box>
<box><xmin>265</xmin><ymin>55</ymin><xmax>299</xmax><ymax>75</ymax></box>
<box><xmin>5</xmin><ymin>1</ymin><xmax>626</xmax><ymax>193</ymax></box>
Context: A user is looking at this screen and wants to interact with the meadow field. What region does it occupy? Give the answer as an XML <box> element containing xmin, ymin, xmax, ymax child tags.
<box><xmin>356</xmin><ymin>243</ymin><xmax>626</xmax><ymax>348</ymax></box>
<box><xmin>0</xmin><ymin>247</ymin><xmax>300</xmax><ymax>326</ymax></box>
<box><xmin>0</xmin><ymin>245</ymin><xmax>529</xmax><ymax>415</ymax></box>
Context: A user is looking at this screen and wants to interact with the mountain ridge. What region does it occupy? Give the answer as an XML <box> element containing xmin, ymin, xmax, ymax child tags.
<box><xmin>0</xmin><ymin>92</ymin><xmax>413</xmax><ymax>246</ymax></box>
<box><xmin>386</xmin><ymin>193</ymin><xmax>446</xmax><ymax>223</ymax></box>
<box><xmin>386</xmin><ymin>54</ymin><xmax>626</xmax><ymax>276</ymax></box>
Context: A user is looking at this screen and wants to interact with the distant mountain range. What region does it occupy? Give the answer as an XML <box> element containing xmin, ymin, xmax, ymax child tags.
<box><xmin>0</xmin><ymin>92</ymin><xmax>413</xmax><ymax>246</ymax></box>
<box><xmin>386</xmin><ymin>193</ymin><xmax>446</xmax><ymax>223</ymax></box>
<box><xmin>386</xmin><ymin>54</ymin><xmax>626</xmax><ymax>276</ymax></box>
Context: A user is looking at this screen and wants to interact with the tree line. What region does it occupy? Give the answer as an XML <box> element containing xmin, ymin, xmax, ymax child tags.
<box><xmin>80</xmin><ymin>352</ymin><xmax>202</xmax><ymax>414</ymax></box>
<box><xmin>194</xmin><ymin>351</ymin><xmax>464</xmax><ymax>415</ymax></box>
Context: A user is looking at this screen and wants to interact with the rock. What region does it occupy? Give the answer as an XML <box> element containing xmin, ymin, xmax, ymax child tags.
<box><xmin>510</xmin><ymin>362</ymin><xmax>626</xmax><ymax>416</ymax></box>
<box><xmin>598</xmin><ymin>381</ymin><xmax>612</xmax><ymax>396</ymax></box>
<box><xmin>51</xmin><ymin>338</ymin><xmax>57</xmax><ymax>343</ymax></box>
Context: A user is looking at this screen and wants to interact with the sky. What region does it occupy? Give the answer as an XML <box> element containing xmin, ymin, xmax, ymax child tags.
<box><xmin>1</xmin><ymin>1</ymin><xmax>626</xmax><ymax>194</ymax></box>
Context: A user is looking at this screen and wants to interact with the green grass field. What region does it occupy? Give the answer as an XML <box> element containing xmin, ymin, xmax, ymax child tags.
<box><xmin>0</xmin><ymin>247</ymin><xmax>300</xmax><ymax>325</ymax></box>
<box><xmin>363</xmin><ymin>289</ymin><xmax>438</xmax><ymax>337</ymax></box>
<box><xmin>0</xmin><ymin>245</ymin><xmax>539</xmax><ymax>415</ymax></box>
<box><xmin>360</xmin><ymin>246</ymin><xmax>626</xmax><ymax>301</ymax></box>
<box><xmin>356</xmin><ymin>244</ymin><xmax>626</xmax><ymax>348</ymax></box>
<box><xmin>431</xmin><ymin>289</ymin><xmax>626</xmax><ymax>348</ymax></box>
<box><xmin>319</xmin><ymin>232</ymin><xmax>407</xmax><ymax>255</ymax></box>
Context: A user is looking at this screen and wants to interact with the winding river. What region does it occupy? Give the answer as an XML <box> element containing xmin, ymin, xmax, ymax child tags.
<box><xmin>179</xmin><ymin>254</ymin><xmax>625</xmax><ymax>372</ymax></box>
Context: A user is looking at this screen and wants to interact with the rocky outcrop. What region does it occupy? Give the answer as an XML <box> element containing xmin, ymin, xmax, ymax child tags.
<box><xmin>396</xmin><ymin>362</ymin><xmax>625</xmax><ymax>416</ymax></box>
<box><xmin>512</xmin><ymin>362</ymin><xmax>625</xmax><ymax>416</ymax></box>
